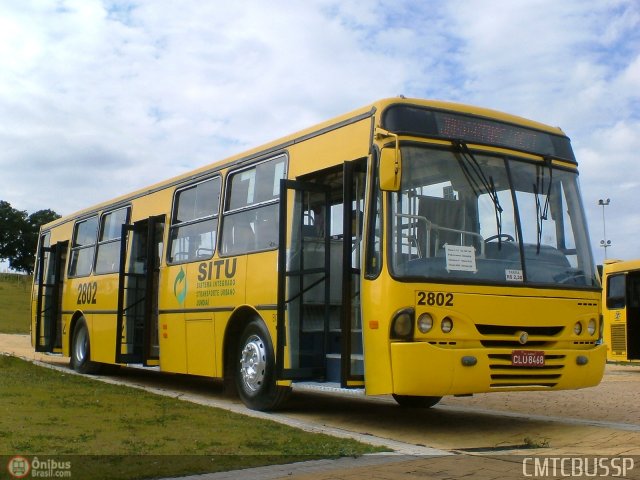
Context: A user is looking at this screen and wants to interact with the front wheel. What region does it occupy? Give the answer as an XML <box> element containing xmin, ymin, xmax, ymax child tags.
<box><xmin>70</xmin><ymin>318</ymin><xmax>102</xmax><ymax>374</ymax></box>
<box><xmin>392</xmin><ymin>394</ymin><xmax>441</xmax><ymax>409</ymax></box>
<box><xmin>235</xmin><ymin>320</ymin><xmax>290</xmax><ymax>411</ymax></box>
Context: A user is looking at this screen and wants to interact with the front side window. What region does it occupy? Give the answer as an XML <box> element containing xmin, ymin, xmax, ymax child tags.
<box><xmin>69</xmin><ymin>216</ymin><xmax>99</xmax><ymax>277</ymax></box>
<box><xmin>389</xmin><ymin>145</ymin><xmax>597</xmax><ymax>288</ymax></box>
<box><xmin>169</xmin><ymin>177</ymin><xmax>221</xmax><ymax>263</ymax></box>
<box><xmin>221</xmin><ymin>155</ymin><xmax>286</xmax><ymax>255</ymax></box>
<box><xmin>95</xmin><ymin>207</ymin><xmax>130</xmax><ymax>274</ymax></box>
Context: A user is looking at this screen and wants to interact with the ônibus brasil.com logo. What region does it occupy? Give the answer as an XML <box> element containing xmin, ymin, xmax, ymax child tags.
<box><xmin>7</xmin><ymin>456</ymin><xmax>72</xmax><ymax>478</ymax></box>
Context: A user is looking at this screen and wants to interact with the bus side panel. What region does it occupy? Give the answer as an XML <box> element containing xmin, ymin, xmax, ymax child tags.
<box><xmin>245</xmin><ymin>251</ymin><xmax>278</xmax><ymax>308</ymax></box>
<box><xmin>185</xmin><ymin>314</ymin><xmax>216</xmax><ymax>377</ymax></box>
<box><xmin>360</xmin><ymin>274</ymin><xmax>395</xmax><ymax>395</ymax></box>
<box><xmin>159</xmin><ymin>264</ymin><xmax>188</xmax><ymax>373</ymax></box>
<box><xmin>90</xmin><ymin>273</ymin><xmax>119</xmax><ymax>364</ymax></box>
<box><xmin>245</xmin><ymin>250</ymin><xmax>278</xmax><ymax>358</ymax></box>
<box><xmin>286</xmin><ymin>118</ymin><xmax>372</xmax><ymax>179</ymax></box>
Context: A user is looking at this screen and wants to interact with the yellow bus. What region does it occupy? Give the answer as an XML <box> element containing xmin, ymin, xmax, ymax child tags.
<box><xmin>602</xmin><ymin>259</ymin><xmax>640</xmax><ymax>362</ymax></box>
<box><xmin>32</xmin><ymin>97</ymin><xmax>606</xmax><ymax>411</ymax></box>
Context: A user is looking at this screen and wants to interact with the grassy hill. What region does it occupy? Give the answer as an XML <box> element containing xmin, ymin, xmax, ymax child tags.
<box><xmin>0</xmin><ymin>273</ymin><xmax>32</xmax><ymax>334</ymax></box>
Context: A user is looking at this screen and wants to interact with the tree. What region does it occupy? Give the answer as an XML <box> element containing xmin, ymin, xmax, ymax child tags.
<box><xmin>0</xmin><ymin>201</ymin><xmax>60</xmax><ymax>274</ymax></box>
<box><xmin>0</xmin><ymin>201</ymin><xmax>27</xmax><ymax>264</ymax></box>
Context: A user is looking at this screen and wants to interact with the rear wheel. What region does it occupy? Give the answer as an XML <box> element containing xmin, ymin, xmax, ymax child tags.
<box><xmin>235</xmin><ymin>320</ymin><xmax>290</xmax><ymax>411</ymax></box>
<box><xmin>70</xmin><ymin>318</ymin><xmax>102</xmax><ymax>374</ymax></box>
<box><xmin>392</xmin><ymin>394</ymin><xmax>441</xmax><ymax>408</ymax></box>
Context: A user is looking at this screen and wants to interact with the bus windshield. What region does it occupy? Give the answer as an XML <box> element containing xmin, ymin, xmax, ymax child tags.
<box><xmin>389</xmin><ymin>145</ymin><xmax>598</xmax><ymax>288</ymax></box>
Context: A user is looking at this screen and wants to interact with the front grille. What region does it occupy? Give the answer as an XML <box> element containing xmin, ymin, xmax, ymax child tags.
<box><xmin>476</xmin><ymin>324</ymin><xmax>563</xmax><ymax>348</ymax></box>
<box><xmin>487</xmin><ymin>353</ymin><xmax>565</xmax><ymax>388</ymax></box>
<box><xmin>476</xmin><ymin>324</ymin><xmax>564</xmax><ymax>336</ymax></box>
<box><xmin>610</xmin><ymin>324</ymin><xmax>627</xmax><ymax>354</ymax></box>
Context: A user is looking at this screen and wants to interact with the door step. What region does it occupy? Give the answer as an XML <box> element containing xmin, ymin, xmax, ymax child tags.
<box><xmin>292</xmin><ymin>381</ymin><xmax>365</xmax><ymax>396</ymax></box>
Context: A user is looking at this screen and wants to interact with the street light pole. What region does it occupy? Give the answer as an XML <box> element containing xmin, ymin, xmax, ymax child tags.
<box><xmin>598</xmin><ymin>198</ymin><xmax>611</xmax><ymax>259</ymax></box>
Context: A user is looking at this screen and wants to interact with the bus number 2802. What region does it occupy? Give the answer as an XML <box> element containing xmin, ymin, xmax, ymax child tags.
<box><xmin>77</xmin><ymin>281</ymin><xmax>98</xmax><ymax>305</ymax></box>
<box><xmin>417</xmin><ymin>291</ymin><xmax>454</xmax><ymax>307</ymax></box>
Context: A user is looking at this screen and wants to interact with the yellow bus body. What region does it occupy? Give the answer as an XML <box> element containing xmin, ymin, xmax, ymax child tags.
<box><xmin>31</xmin><ymin>97</ymin><xmax>606</xmax><ymax>410</ymax></box>
<box><xmin>602</xmin><ymin>259</ymin><xmax>640</xmax><ymax>363</ymax></box>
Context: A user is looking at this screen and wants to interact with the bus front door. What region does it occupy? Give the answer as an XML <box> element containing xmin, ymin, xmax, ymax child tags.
<box><xmin>35</xmin><ymin>241</ymin><xmax>67</xmax><ymax>353</ymax></box>
<box><xmin>277</xmin><ymin>159</ymin><xmax>366</xmax><ymax>386</ymax></box>
<box><xmin>116</xmin><ymin>216</ymin><xmax>164</xmax><ymax>365</ymax></box>
<box><xmin>277</xmin><ymin>180</ymin><xmax>332</xmax><ymax>381</ymax></box>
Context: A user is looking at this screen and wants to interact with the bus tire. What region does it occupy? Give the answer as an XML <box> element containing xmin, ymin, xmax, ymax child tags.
<box><xmin>70</xmin><ymin>318</ymin><xmax>102</xmax><ymax>374</ymax></box>
<box><xmin>235</xmin><ymin>320</ymin><xmax>290</xmax><ymax>411</ymax></box>
<box><xmin>392</xmin><ymin>394</ymin><xmax>441</xmax><ymax>409</ymax></box>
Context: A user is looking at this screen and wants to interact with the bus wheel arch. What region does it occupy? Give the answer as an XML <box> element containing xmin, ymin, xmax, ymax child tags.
<box><xmin>223</xmin><ymin>307</ymin><xmax>290</xmax><ymax>411</ymax></box>
<box><xmin>69</xmin><ymin>313</ymin><xmax>102</xmax><ymax>374</ymax></box>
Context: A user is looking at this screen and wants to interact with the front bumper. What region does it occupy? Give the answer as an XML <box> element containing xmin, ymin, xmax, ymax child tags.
<box><xmin>390</xmin><ymin>341</ymin><xmax>607</xmax><ymax>396</ymax></box>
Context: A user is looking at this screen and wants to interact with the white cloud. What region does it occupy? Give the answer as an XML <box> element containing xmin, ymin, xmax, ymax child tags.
<box><xmin>0</xmin><ymin>0</ymin><xmax>639</xmax><ymax>264</ymax></box>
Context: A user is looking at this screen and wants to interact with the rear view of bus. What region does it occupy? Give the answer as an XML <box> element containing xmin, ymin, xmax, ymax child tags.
<box><xmin>362</xmin><ymin>100</ymin><xmax>605</xmax><ymax>406</ymax></box>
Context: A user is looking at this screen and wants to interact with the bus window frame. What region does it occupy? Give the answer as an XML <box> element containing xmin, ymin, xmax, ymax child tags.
<box><xmin>167</xmin><ymin>175</ymin><xmax>222</xmax><ymax>266</ymax></box>
<box><xmin>94</xmin><ymin>205</ymin><xmax>131</xmax><ymax>275</ymax></box>
<box><xmin>219</xmin><ymin>153</ymin><xmax>288</xmax><ymax>257</ymax></box>
<box><xmin>365</xmin><ymin>149</ymin><xmax>383</xmax><ymax>280</ymax></box>
<box><xmin>68</xmin><ymin>215</ymin><xmax>99</xmax><ymax>278</ymax></box>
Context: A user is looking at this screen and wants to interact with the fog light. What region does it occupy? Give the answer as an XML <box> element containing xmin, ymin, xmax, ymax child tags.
<box><xmin>417</xmin><ymin>313</ymin><xmax>434</xmax><ymax>333</ymax></box>
<box><xmin>574</xmin><ymin>321</ymin><xmax>582</xmax><ymax>335</ymax></box>
<box><xmin>588</xmin><ymin>318</ymin><xmax>596</xmax><ymax>336</ymax></box>
<box><xmin>391</xmin><ymin>309</ymin><xmax>414</xmax><ymax>339</ymax></box>
<box><xmin>441</xmin><ymin>317</ymin><xmax>453</xmax><ymax>333</ymax></box>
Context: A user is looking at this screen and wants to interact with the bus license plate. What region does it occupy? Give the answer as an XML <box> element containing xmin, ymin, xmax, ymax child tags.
<box><xmin>511</xmin><ymin>350</ymin><xmax>545</xmax><ymax>367</ymax></box>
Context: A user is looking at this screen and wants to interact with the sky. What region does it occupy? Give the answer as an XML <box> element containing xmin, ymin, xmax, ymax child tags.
<box><xmin>1</xmin><ymin>0</ymin><xmax>639</xmax><ymax>269</ymax></box>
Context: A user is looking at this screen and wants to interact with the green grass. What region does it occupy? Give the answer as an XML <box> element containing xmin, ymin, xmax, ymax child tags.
<box><xmin>0</xmin><ymin>273</ymin><xmax>32</xmax><ymax>334</ymax></box>
<box><xmin>0</xmin><ymin>355</ymin><xmax>383</xmax><ymax>479</ymax></box>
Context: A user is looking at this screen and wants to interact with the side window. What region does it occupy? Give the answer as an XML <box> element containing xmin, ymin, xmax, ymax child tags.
<box><xmin>69</xmin><ymin>216</ymin><xmax>99</xmax><ymax>277</ymax></box>
<box><xmin>607</xmin><ymin>274</ymin><xmax>626</xmax><ymax>310</ymax></box>
<box><xmin>95</xmin><ymin>207</ymin><xmax>130</xmax><ymax>274</ymax></box>
<box><xmin>168</xmin><ymin>177</ymin><xmax>221</xmax><ymax>264</ymax></box>
<box><xmin>221</xmin><ymin>155</ymin><xmax>286</xmax><ymax>255</ymax></box>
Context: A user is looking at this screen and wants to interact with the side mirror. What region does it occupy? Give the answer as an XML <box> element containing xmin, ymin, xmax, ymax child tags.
<box><xmin>379</xmin><ymin>146</ymin><xmax>402</xmax><ymax>191</ymax></box>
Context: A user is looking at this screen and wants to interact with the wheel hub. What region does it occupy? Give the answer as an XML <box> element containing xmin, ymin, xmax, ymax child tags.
<box><xmin>74</xmin><ymin>327</ymin><xmax>88</xmax><ymax>364</ymax></box>
<box><xmin>240</xmin><ymin>335</ymin><xmax>266</xmax><ymax>392</ymax></box>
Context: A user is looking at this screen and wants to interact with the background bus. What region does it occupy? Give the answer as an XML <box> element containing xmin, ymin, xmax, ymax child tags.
<box><xmin>32</xmin><ymin>97</ymin><xmax>606</xmax><ymax>411</ymax></box>
<box><xmin>602</xmin><ymin>259</ymin><xmax>640</xmax><ymax>362</ymax></box>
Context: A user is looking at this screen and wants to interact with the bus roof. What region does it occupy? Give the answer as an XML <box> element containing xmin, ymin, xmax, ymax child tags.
<box><xmin>41</xmin><ymin>97</ymin><xmax>568</xmax><ymax>231</ymax></box>
<box><xmin>603</xmin><ymin>259</ymin><xmax>640</xmax><ymax>275</ymax></box>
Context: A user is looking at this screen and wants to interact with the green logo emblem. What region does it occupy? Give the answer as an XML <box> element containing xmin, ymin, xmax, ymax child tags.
<box><xmin>174</xmin><ymin>267</ymin><xmax>187</xmax><ymax>304</ymax></box>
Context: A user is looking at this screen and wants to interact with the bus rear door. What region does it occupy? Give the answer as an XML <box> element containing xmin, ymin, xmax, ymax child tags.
<box><xmin>35</xmin><ymin>240</ymin><xmax>67</xmax><ymax>353</ymax></box>
<box><xmin>116</xmin><ymin>216</ymin><xmax>165</xmax><ymax>365</ymax></box>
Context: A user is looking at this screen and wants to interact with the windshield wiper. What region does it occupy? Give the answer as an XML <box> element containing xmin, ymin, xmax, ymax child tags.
<box><xmin>533</xmin><ymin>157</ymin><xmax>553</xmax><ymax>254</ymax></box>
<box><xmin>453</xmin><ymin>140</ymin><xmax>504</xmax><ymax>248</ymax></box>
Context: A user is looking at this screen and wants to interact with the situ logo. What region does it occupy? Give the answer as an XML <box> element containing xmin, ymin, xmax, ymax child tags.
<box><xmin>174</xmin><ymin>266</ymin><xmax>187</xmax><ymax>304</ymax></box>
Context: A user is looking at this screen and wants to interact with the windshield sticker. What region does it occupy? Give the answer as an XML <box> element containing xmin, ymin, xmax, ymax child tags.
<box><xmin>506</xmin><ymin>269</ymin><xmax>523</xmax><ymax>282</ymax></box>
<box><xmin>445</xmin><ymin>244</ymin><xmax>477</xmax><ymax>272</ymax></box>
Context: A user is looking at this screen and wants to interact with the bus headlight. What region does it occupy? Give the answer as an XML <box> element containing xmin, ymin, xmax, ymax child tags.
<box><xmin>588</xmin><ymin>318</ymin><xmax>597</xmax><ymax>336</ymax></box>
<box><xmin>417</xmin><ymin>313</ymin><xmax>434</xmax><ymax>333</ymax></box>
<box><xmin>391</xmin><ymin>308</ymin><xmax>414</xmax><ymax>340</ymax></box>
<box><xmin>441</xmin><ymin>317</ymin><xmax>454</xmax><ymax>333</ymax></box>
<box><xmin>574</xmin><ymin>321</ymin><xmax>582</xmax><ymax>335</ymax></box>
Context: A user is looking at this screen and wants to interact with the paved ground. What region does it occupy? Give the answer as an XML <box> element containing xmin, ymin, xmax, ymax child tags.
<box><xmin>3</xmin><ymin>333</ymin><xmax>640</xmax><ymax>479</ymax></box>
